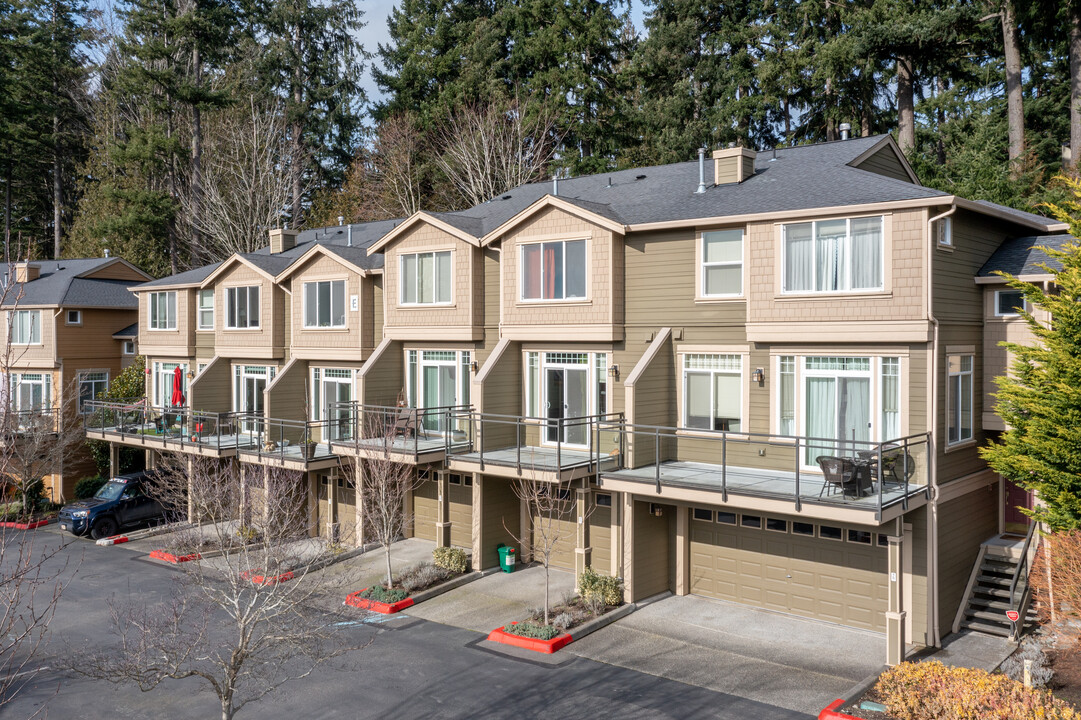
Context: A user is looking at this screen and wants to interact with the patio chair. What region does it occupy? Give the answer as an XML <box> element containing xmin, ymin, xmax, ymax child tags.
<box><xmin>816</xmin><ymin>456</ymin><xmax>872</xmax><ymax>499</ymax></box>
<box><xmin>391</xmin><ymin>408</ymin><xmax>418</xmax><ymax>439</ymax></box>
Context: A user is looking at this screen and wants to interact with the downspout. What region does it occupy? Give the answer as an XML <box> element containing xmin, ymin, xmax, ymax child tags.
<box><xmin>926</xmin><ymin>203</ymin><xmax>955</xmax><ymax>647</ymax></box>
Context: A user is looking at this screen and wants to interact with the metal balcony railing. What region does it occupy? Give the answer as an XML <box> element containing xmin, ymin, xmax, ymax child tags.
<box><xmin>233</xmin><ymin>414</ymin><xmax>341</xmax><ymax>465</ymax></box>
<box><xmin>326</xmin><ymin>402</ymin><xmax>472</xmax><ymax>462</ymax></box>
<box><xmin>596</xmin><ymin>419</ymin><xmax>931</xmax><ymax>515</ymax></box>
<box><xmin>82</xmin><ymin>399</ymin><xmax>256</xmax><ymax>453</ymax></box>
<box><xmin>0</xmin><ymin>407</ymin><xmax>60</xmax><ymax>436</ymax></box>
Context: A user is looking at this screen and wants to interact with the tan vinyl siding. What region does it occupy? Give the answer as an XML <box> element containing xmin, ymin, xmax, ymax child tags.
<box><xmin>189</xmin><ymin>356</ymin><xmax>231</xmax><ymax>413</ymax></box>
<box><xmin>264</xmin><ymin>359</ymin><xmax>304</xmax><ymax>427</ymax></box>
<box><xmin>936</xmin><ymin>484</ymin><xmax>999</xmax><ymax>632</ymax></box>
<box><xmin>500</xmin><ymin>206</ymin><xmax>619</xmax><ymax>336</ymax></box>
<box><xmin>383</xmin><ymin>226</ymin><xmax>477</xmax><ymax>333</ymax></box>
<box><xmin>853</xmin><ymin>146</ymin><xmax>913</xmax><ymax>183</ymax></box>
<box><xmin>140</xmin><ymin>288</ymin><xmax>195</xmax><ymax>354</ymax></box>
<box><xmin>372</xmin><ymin>276</ymin><xmax>384</xmax><ymax>339</ymax></box>
<box><xmin>213</xmin><ymin>264</ymin><xmax>285</xmax><ymax>356</ymax></box>
<box><xmin>358</xmin><ymin>339</ymin><xmax>403</xmax><ymax>407</ymax></box>
<box><xmin>631</xmin><ymin>499</ymin><xmax>671</xmax><ymax>600</ymax></box>
<box><xmin>479</xmin><ymin>476</ymin><xmax>519</xmax><ymax>569</ymax></box>
<box><xmin>906</xmin><ymin>506</ymin><xmax>929</xmax><ymax>646</ymax></box>
<box><xmin>4</xmin><ymin>309</ymin><xmax>57</xmax><ymax>367</ymax></box>
<box><xmin>79</xmin><ymin>262</ymin><xmax>149</xmax><ymax>282</ymax></box>
<box><xmin>937</xmin><ymin>324</ymin><xmax>988</xmax><ymax>482</ymax></box>
<box><xmin>289</xmin><ymin>253</ymin><xmax>365</xmax><ymax>353</ymax></box>
<box><xmin>337</xmin><ymin>477</ymin><xmax>358</xmax><ymax>545</ymax></box>
<box><xmin>477</xmin><ymin>341</ymin><xmax>521</xmax><ymax>450</ymax></box>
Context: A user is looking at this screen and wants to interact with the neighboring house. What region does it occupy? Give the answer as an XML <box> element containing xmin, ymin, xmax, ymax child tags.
<box><xmin>87</xmin><ymin>134</ymin><xmax>1069</xmax><ymax>666</ymax></box>
<box><xmin>2</xmin><ymin>257</ymin><xmax>152</xmax><ymax>500</ymax></box>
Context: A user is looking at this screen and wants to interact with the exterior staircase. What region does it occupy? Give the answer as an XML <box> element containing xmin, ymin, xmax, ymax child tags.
<box><xmin>954</xmin><ymin>528</ymin><xmax>1038</xmax><ymax>639</ymax></box>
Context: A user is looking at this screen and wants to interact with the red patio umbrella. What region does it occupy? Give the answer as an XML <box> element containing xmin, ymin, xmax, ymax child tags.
<box><xmin>171</xmin><ymin>366</ymin><xmax>185</xmax><ymax>407</ymax></box>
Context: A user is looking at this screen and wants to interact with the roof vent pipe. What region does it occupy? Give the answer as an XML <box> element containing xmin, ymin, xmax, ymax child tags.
<box><xmin>347</xmin><ymin>225</ymin><xmax>353</xmax><ymax>247</ymax></box>
<box><xmin>552</xmin><ymin>175</ymin><xmax>558</xmax><ymax>196</ymax></box>
<box><xmin>337</xmin><ymin>215</ymin><xmax>344</xmax><ymax>226</ymax></box>
<box><xmin>103</xmin><ymin>248</ymin><xmax>111</xmax><ymax>258</ymax></box>
<box><xmin>696</xmin><ymin>147</ymin><xmax>707</xmax><ymax>194</ymax></box>
<box><xmin>839</xmin><ymin>122</ymin><xmax>851</xmax><ymax>141</ymax></box>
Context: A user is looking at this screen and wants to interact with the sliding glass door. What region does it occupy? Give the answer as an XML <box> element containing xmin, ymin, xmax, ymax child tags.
<box><xmin>803</xmin><ymin>358</ymin><xmax>871</xmax><ymax>465</ymax></box>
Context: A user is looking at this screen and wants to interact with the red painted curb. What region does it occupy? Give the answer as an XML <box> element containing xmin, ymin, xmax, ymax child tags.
<box><xmin>0</xmin><ymin>518</ymin><xmax>55</xmax><ymax>529</ymax></box>
<box><xmin>240</xmin><ymin>570</ymin><xmax>294</xmax><ymax>586</ymax></box>
<box><xmin>818</xmin><ymin>699</ymin><xmax>861</xmax><ymax>720</ymax></box>
<box><xmin>344</xmin><ymin>589</ymin><xmax>415</xmax><ymax>614</ymax></box>
<box><xmin>149</xmin><ymin>549</ymin><xmax>201</xmax><ymax>564</ymax></box>
<box><xmin>486</xmin><ymin>623</ymin><xmax>573</xmax><ymax>654</ymax></box>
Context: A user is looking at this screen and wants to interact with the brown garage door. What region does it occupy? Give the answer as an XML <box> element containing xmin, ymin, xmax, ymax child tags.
<box><xmin>413</xmin><ymin>480</ymin><xmax>437</xmax><ymax>542</ymax></box>
<box><xmin>689</xmin><ymin>513</ymin><xmax>888</xmax><ymax>632</ymax></box>
<box><xmin>448</xmin><ymin>477</ymin><xmax>472</xmax><ymax>548</ymax></box>
<box><xmin>590</xmin><ymin>496</ymin><xmax>612</xmax><ymax>575</ymax></box>
<box><xmin>337</xmin><ymin>477</ymin><xmax>357</xmax><ymax>546</ymax></box>
<box><xmin>533</xmin><ymin>504</ymin><xmax>576</xmax><ymax>571</ymax></box>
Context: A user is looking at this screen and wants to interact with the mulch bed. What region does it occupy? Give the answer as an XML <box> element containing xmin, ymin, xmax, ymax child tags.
<box><xmin>149</xmin><ymin>549</ymin><xmax>201</xmax><ymax>564</ymax></box>
<box><xmin>1048</xmin><ymin>648</ymin><xmax>1081</xmax><ymax>709</ymax></box>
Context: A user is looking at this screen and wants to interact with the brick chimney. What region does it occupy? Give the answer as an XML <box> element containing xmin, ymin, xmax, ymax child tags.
<box><xmin>14</xmin><ymin>262</ymin><xmax>40</xmax><ymax>283</ymax></box>
<box><xmin>712</xmin><ymin>145</ymin><xmax>757</xmax><ymax>185</ymax></box>
<box><xmin>268</xmin><ymin>227</ymin><xmax>298</xmax><ymax>254</ymax></box>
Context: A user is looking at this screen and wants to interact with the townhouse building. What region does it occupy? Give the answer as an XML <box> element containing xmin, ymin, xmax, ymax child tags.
<box><xmin>86</xmin><ymin>134</ymin><xmax>1069</xmax><ymax>665</ymax></box>
<box><xmin>2</xmin><ymin>256</ymin><xmax>152</xmax><ymax>500</ymax></box>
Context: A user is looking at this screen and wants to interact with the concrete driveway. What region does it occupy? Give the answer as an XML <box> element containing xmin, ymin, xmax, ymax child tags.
<box><xmin>570</xmin><ymin>594</ymin><xmax>885</xmax><ymax>716</ymax></box>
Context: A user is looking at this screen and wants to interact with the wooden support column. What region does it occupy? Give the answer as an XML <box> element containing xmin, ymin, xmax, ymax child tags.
<box><xmin>239</xmin><ymin>462</ymin><xmax>250</xmax><ymax>529</ymax></box>
<box><xmin>307</xmin><ymin>471</ymin><xmax>319</xmax><ymax>538</ymax></box>
<box><xmin>519</xmin><ymin>493</ymin><xmax>533</xmax><ymax>563</ymax></box>
<box><xmin>354</xmin><ymin>461</ymin><xmax>366</xmax><ymax>548</ymax></box>
<box><xmin>622</xmin><ymin>493</ymin><xmax>635</xmax><ymax>602</ymax></box>
<box><xmin>185</xmin><ymin>456</ymin><xmax>196</xmax><ymax>524</ymax></box>
<box><xmin>262</xmin><ymin>465</ymin><xmax>271</xmax><ymax>527</ymax></box>
<box><xmin>145</xmin><ymin>449</ymin><xmax>157</xmax><ymax>469</ymax></box>
<box><xmin>108</xmin><ymin>443</ymin><xmax>119</xmax><ymax>478</ymax></box>
<box><xmin>886</xmin><ymin>517</ymin><xmax>907</xmax><ymax>666</ymax></box>
<box><xmin>574</xmin><ymin>488</ymin><xmax>591</xmax><ymax>583</ymax></box>
<box><xmin>470</xmin><ymin>474</ymin><xmax>484</xmax><ymax>571</ymax></box>
<box><xmin>675</xmin><ymin>505</ymin><xmax>690</xmax><ymax>596</ymax></box>
<box><xmin>327</xmin><ymin>470</ymin><xmax>338</xmax><ymax>543</ymax></box>
<box><xmin>610</xmin><ymin>491</ymin><xmax>622</xmax><ymax>578</ymax></box>
<box><xmin>436</xmin><ymin>471</ymin><xmax>451</xmax><ymax>548</ymax></box>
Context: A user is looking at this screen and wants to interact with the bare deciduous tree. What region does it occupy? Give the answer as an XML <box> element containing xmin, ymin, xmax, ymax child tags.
<box><xmin>360</xmin><ymin>408</ymin><xmax>423</xmax><ymax>588</ymax></box>
<box><xmin>370</xmin><ymin>113</ymin><xmax>426</xmax><ymax>219</ymax></box>
<box><xmin>181</xmin><ymin>97</ymin><xmax>301</xmax><ymax>259</ymax></box>
<box><xmin>506</xmin><ymin>474</ymin><xmax>584</xmax><ymax>627</ymax></box>
<box><xmin>72</xmin><ymin>458</ymin><xmax>363</xmax><ymax>720</ymax></box>
<box><xmin>435</xmin><ymin>100</ymin><xmax>562</xmax><ymax>208</ymax></box>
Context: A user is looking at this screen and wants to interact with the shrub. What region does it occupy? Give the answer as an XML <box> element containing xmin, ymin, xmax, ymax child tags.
<box><xmin>360</xmin><ymin>585</ymin><xmax>409</xmax><ymax>603</ymax></box>
<box><xmin>503</xmin><ymin>622</ymin><xmax>560</xmax><ymax>640</ymax></box>
<box><xmin>876</xmin><ymin>660</ymin><xmax>1081</xmax><ymax>720</ymax></box>
<box><xmin>551</xmin><ymin>612</ymin><xmax>574</xmax><ymax>631</ymax></box>
<box><xmin>236</xmin><ymin>526</ymin><xmax>259</xmax><ymax>544</ymax></box>
<box><xmin>74</xmin><ymin>475</ymin><xmax>108</xmax><ymax>500</ymax></box>
<box><xmin>398</xmin><ymin>562</ymin><xmax>453</xmax><ymax>593</ymax></box>
<box><xmin>1001</xmin><ymin>639</ymin><xmax>1054</xmax><ymax>689</ymax></box>
<box><xmin>578</xmin><ymin>566</ymin><xmax>623</xmax><ymax>608</ymax></box>
<box><xmin>433</xmin><ymin>546</ymin><xmax>468</xmax><ymax>574</ymax></box>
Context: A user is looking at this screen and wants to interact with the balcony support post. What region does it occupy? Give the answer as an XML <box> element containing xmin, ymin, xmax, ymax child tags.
<box><xmin>721</xmin><ymin>435</ymin><xmax>728</xmax><ymax>503</ymax></box>
<box><xmin>654</xmin><ymin>427</ymin><xmax>661</xmax><ymax>494</ymax></box>
<box><xmin>436</xmin><ymin>471</ymin><xmax>451</xmax><ymax>548</ymax></box>
<box><xmin>902</xmin><ymin>436</ymin><xmax>910</xmax><ymax>510</ymax></box>
<box><xmin>794</xmin><ymin>438</ymin><xmax>802</xmax><ymax>512</ymax></box>
<box><xmin>109</xmin><ymin>442</ymin><xmax>119</xmax><ymax>478</ymax></box>
<box><xmin>574</xmin><ymin>488</ymin><xmax>591</xmax><ymax>586</ymax></box>
<box><xmin>885</xmin><ymin>520</ymin><xmax>907</xmax><ymax>666</ymax></box>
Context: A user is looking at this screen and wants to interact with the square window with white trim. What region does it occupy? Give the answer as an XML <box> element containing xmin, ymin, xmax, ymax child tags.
<box><xmin>304</xmin><ymin>280</ymin><xmax>346</xmax><ymax>328</ymax></box>
<box><xmin>148</xmin><ymin>291</ymin><xmax>176</xmax><ymax>330</ymax></box>
<box><xmin>78</xmin><ymin>371</ymin><xmax>108</xmax><ymax>413</ymax></box>
<box><xmin>995</xmin><ymin>289</ymin><xmax>1024</xmax><ymax>317</ymax></box>
<box><xmin>683</xmin><ymin>353</ymin><xmax>742</xmax><ymax>432</ymax></box>
<box><xmin>701</xmin><ymin>229</ymin><xmax>743</xmax><ymax>297</ymax></box>
<box><xmin>8</xmin><ymin>310</ymin><xmax>40</xmax><ymax>344</ymax></box>
<box><xmin>198</xmin><ymin>289</ymin><xmax>214</xmax><ymax>330</ymax></box>
<box><xmin>66</xmin><ymin>310</ymin><xmax>81</xmax><ymax>325</ymax></box>
<box><xmin>782</xmin><ymin>216</ymin><xmax>884</xmax><ymax>294</ymax></box>
<box><xmin>122</xmin><ymin>340</ymin><xmax>135</xmax><ymax>355</ymax></box>
<box><xmin>401</xmin><ymin>251</ymin><xmax>452</xmax><ymax>305</ymax></box>
<box><xmin>226</xmin><ymin>286</ymin><xmax>260</xmax><ymax>329</ymax></box>
<box><xmin>520</xmin><ymin>240</ymin><xmax>586</xmax><ymax>301</ymax></box>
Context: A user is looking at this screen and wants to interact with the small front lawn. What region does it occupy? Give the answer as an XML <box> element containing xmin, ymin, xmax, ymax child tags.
<box><xmin>345</xmin><ymin>547</ymin><xmax>470</xmax><ymax>613</ymax></box>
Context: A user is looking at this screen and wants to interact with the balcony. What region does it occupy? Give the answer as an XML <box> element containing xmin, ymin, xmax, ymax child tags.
<box><xmin>233</xmin><ymin>415</ymin><xmax>342</xmax><ymax>471</ymax></box>
<box><xmin>444</xmin><ymin>411</ymin><xmax>624</xmax><ymax>482</ymax></box>
<box><xmin>327</xmin><ymin>403</ymin><xmax>470</xmax><ymax>465</ymax></box>
<box><xmin>0</xmin><ymin>407</ymin><xmax>60</xmax><ymax>440</ymax></box>
<box><xmin>83</xmin><ymin>400</ymin><xmax>257</xmax><ymax>457</ymax></box>
<box><xmin>597</xmin><ymin>421</ymin><xmax>931</xmax><ymax>523</ymax></box>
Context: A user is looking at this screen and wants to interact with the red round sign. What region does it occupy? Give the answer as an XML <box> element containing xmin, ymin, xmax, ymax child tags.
<box><xmin>1005</xmin><ymin>610</ymin><xmax>1020</xmax><ymax>622</ymax></box>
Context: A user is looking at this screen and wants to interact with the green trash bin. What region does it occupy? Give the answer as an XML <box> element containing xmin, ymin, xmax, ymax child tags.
<box><xmin>497</xmin><ymin>544</ymin><xmax>517</xmax><ymax>573</ymax></box>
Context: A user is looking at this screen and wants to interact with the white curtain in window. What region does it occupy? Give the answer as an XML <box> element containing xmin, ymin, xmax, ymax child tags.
<box><xmin>779</xmin><ymin>357</ymin><xmax>795</xmax><ymax>435</ymax></box>
<box><xmin>565</xmin><ymin>241</ymin><xmax>586</xmax><ymax>298</ymax></box>
<box><xmin>418</xmin><ymin>254</ymin><xmax>434</xmax><ymax>303</ymax></box>
<box><xmin>714</xmin><ymin>374</ymin><xmax>741</xmax><ymax>432</ymax></box>
<box><xmin>850</xmin><ymin>217</ymin><xmax>882</xmax><ymax>290</ymax></box>
<box><xmin>805</xmin><ymin>377</ymin><xmax>836</xmax><ymax>463</ymax></box>
<box><xmin>436</xmin><ymin>252</ymin><xmax>452</xmax><ymax>303</ymax></box>
<box><xmin>402</xmin><ymin>254</ymin><xmax>418</xmax><ymax>303</ymax></box>
<box><xmin>881</xmin><ymin>358</ymin><xmax>899</xmax><ymax>440</ymax></box>
<box><xmin>685</xmin><ymin>373</ymin><xmax>711</xmax><ymax>429</ymax></box>
<box><xmin>838</xmin><ymin>377</ymin><xmax>870</xmax><ymax>454</ymax></box>
<box><xmin>785</xmin><ymin>223</ymin><xmax>813</xmax><ymax>292</ymax></box>
<box><xmin>815</xmin><ymin>220</ymin><xmax>846</xmax><ymax>292</ymax></box>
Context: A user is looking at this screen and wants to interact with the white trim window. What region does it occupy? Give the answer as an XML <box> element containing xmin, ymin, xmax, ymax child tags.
<box><xmin>683</xmin><ymin>354</ymin><xmax>742</xmax><ymax>432</ymax></box>
<box><xmin>65</xmin><ymin>310</ymin><xmax>82</xmax><ymax>325</ymax></box>
<box><xmin>782</xmin><ymin>216</ymin><xmax>884</xmax><ymax>294</ymax></box>
<box><xmin>406</xmin><ymin>350</ymin><xmax>471</xmax><ymax>432</ymax></box>
<box><xmin>149</xmin><ymin>291</ymin><xmax>177</xmax><ymax>330</ymax></box>
<box><xmin>78</xmin><ymin>370</ymin><xmax>108</xmax><ymax>413</ymax></box>
<box><xmin>304</xmin><ymin>280</ymin><xmax>346</xmax><ymax>328</ymax></box>
<box><xmin>10</xmin><ymin>372</ymin><xmax>50</xmax><ymax>412</ymax></box>
<box><xmin>312</xmin><ymin>367</ymin><xmax>354</xmax><ymax>440</ymax></box>
<box><xmin>522</xmin><ymin>351</ymin><xmax>606</xmax><ymax>446</ymax></box>
<box><xmin>225</xmin><ymin>286</ymin><xmax>260</xmax><ymax>329</ymax></box>
<box><xmin>520</xmin><ymin>239</ymin><xmax>586</xmax><ymax>301</ymax></box>
<box><xmin>947</xmin><ymin>354</ymin><xmax>973</xmax><ymax>445</ymax></box>
<box><xmin>122</xmin><ymin>340</ymin><xmax>136</xmax><ymax>355</ymax></box>
<box><xmin>9</xmin><ymin>310</ymin><xmax>40</xmax><ymax>344</ymax></box>
<box><xmin>152</xmin><ymin>361</ymin><xmax>187</xmax><ymax>408</ymax></box>
<box><xmin>994</xmin><ymin>289</ymin><xmax>1024</xmax><ymax>317</ymax></box>
<box><xmin>936</xmin><ymin>216</ymin><xmax>952</xmax><ymax>246</ymax></box>
<box><xmin>197</xmin><ymin>289</ymin><xmax>214</xmax><ymax>330</ymax></box>
<box><xmin>701</xmin><ymin>230</ymin><xmax>743</xmax><ymax>297</ymax></box>
<box><xmin>400</xmin><ymin>251</ymin><xmax>452</xmax><ymax>305</ymax></box>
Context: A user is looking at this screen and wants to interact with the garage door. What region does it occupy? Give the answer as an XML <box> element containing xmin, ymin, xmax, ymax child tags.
<box><xmin>448</xmin><ymin>475</ymin><xmax>472</xmax><ymax>548</ymax></box>
<box><xmin>337</xmin><ymin>477</ymin><xmax>358</xmax><ymax>546</ymax></box>
<box><xmin>533</xmin><ymin>505</ymin><xmax>576</xmax><ymax>571</ymax></box>
<box><xmin>413</xmin><ymin>479</ymin><xmax>437</xmax><ymax>542</ymax></box>
<box><xmin>689</xmin><ymin>512</ymin><xmax>887</xmax><ymax>632</ymax></box>
<box><xmin>590</xmin><ymin>494</ymin><xmax>612</xmax><ymax>576</ymax></box>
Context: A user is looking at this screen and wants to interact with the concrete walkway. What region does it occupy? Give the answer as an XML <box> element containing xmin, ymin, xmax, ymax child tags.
<box><xmin>924</xmin><ymin>629</ymin><xmax>1016</xmax><ymax>672</ymax></box>
<box><xmin>570</xmin><ymin>594</ymin><xmax>885</xmax><ymax>716</ymax></box>
<box><xmin>407</xmin><ymin>564</ymin><xmax>578</xmax><ymax>633</ymax></box>
<box><xmin>319</xmin><ymin>537</ymin><xmax>438</xmax><ymax>590</ymax></box>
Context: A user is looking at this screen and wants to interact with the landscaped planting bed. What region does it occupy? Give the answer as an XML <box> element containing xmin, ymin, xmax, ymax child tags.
<box><xmin>344</xmin><ymin>547</ymin><xmax>470</xmax><ymax>614</ymax></box>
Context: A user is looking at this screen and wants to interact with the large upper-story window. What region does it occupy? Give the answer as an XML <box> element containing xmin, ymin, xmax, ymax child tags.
<box><xmin>521</xmin><ymin>240</ymin><xmax>586</xmax><ymax>301</ymax></box>
<box><xmin>225</xmin><ymin>286</ymin><xmax>260</xmax><ymax>329</ymax></box>
<box><xmin>947</xmin><ymin>354</ymin><xmax>973</xmax><ymax>445</ymax></box>
<box><xmin>701</xmin><ymin>230</ymin><xmax>743</xmax><ymax>297</ymax></box>
<box><xmin>401</xmin><ymin>251</ymin><xmax>451</xmax><ymax>305</ymax></box>
<box><xmin>782</xmin><ymin>216</ymin><xmax>884</xmax><ymax>294</ymax></box>
<box><xmin>683</xmin><ymin>354</ymin><xmax>742</xmax><ymax>432</ymax></box>
<box><xmin>149</xmin><ymin>291</ymin><xmax>177</xmax><ymax>330</ymax></box>
<box><xmin>197</xmin><ymin>289</ymin><xmax>214</xmax><ymax>330</ymax></box>
<box><xmin>304</xmin><ymin>280</ymin><xmax>346</xmax><ymax>328</ymax></box>
<box><xmin>78</xmin><ymin>371</ymin><xmax>108</xmax><ymax>413</ymax></box>
<box><xmin>9</xmin><ymin>310</ymin><xmax>40</xmax><ymax>344</ymax></box>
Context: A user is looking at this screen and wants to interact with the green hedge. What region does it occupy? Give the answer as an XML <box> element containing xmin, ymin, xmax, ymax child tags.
<box><xmin>503</xmin><ymin>622</ymin><xmax>560</xmax><ymax>640</ymax></box>
<box><xmin>360</xmin><ymin>585</ymin><xmax>409</xmax><ymax>603</ymax></box>
<box><xmin>433</xmin><ymin>546</ymin><xmax>468</xmax><ymax>573</ymax></box>
<box><xmin>73</xmin><ymin>476</ymin><xmax>108</xmax><ymax>500</ymax></box>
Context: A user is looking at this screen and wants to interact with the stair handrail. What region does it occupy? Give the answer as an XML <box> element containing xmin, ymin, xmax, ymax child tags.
<box><xmin>1008</xmin><ymin>521</ymin><xmax>1039</xmax><ymax>635</ymax></box>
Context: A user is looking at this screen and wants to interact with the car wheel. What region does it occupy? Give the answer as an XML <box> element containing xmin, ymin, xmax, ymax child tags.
<box><xmin>90</xmin><ymin>517</ymin><xmax>119</xmax><ymax>540</ymax></box>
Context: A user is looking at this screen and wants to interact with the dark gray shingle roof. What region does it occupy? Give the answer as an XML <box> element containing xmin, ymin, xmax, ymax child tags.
<box><xmin>136</xmin><ymin>262</ymin><xmax>222</xmax><ymax>289</ymax></box>
<box><xmin>978</xmin><ymin>234</ymin><xmax>1076</xmax><ymax>278</ymax></box>
<box><xmin>112</xmin><ymin>322</ymin><xmax>138</xmax><ymax>338</ymax></box>
<box><xmin>0</xmin><ymin>258</ymin><xmax>145</xmax><ymax>308</ymax></box>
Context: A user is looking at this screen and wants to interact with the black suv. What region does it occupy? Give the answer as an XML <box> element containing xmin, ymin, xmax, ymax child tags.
<box><xmin>58</xmin><ymin>473</ymin><xmax>169</xmax><ymax>539</ymax></box>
